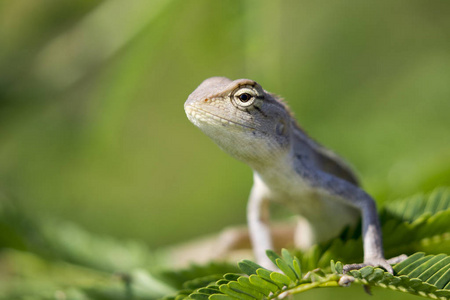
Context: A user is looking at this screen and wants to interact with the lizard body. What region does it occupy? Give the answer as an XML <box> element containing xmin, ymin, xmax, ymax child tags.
<box><xmin>185</xmin><ymin>77</ymin><xmax>399</xmax><ymax>273</ymax></box>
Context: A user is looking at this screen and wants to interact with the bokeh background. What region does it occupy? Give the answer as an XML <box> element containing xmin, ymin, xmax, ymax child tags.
<box><xmin>1</xmin><ymin>1</ymin><xmax>449</xmax><ymax>299</ymax></box>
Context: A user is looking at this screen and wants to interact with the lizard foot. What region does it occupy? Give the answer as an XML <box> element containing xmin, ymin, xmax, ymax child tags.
<box><xmin>343</xmin><ymin>254</ymin><xmax>408</xmax><ymax>275</ymax></box>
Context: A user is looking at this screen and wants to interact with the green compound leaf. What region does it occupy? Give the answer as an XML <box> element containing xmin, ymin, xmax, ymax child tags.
<box><xmin>335</xmin><ymin>261</ymin><xmax>344</xmax><ymax>274</ymax></box>
<box><xmin>164</xmin><ymin>188</ymin><xmax>450</xmax><ymax>300</ymax></box>
<box><xmin>337</xmin><ymin>253</ymin><xmax>450</xmax><ymax>299</ymax></box>
<box><xmin>384</xmin><ymin>188</ymin><xmax>450</xmax><ymax>223</ymax></box>
<box><xmin>275</xmin><ymin>258</ymin><xmax>297</xmax><ymax>282</ymax></box>
<box><xmin>293</xmin><ymin>258</ymin><xmax>302</xmax><ymax>278</ymax></box>
<box><xmin>219</xmin><ymin>284</ymin><xmax>254</xmax><ymax>300</ymax></box>
<box><xmin>281</xmin><ymin>248</ymin><xmax>302</xmax><ymax>280</ymax></box>
<box><xmin>238</xmin><ymin>260</ymin><xmax>264</xmax><ymax>276</ymax></box>
<box><xmin>197</xmin><ymin>288</ymin><xmax>220</xmax><ymax>295</ymax></box>
<box><xmin>168</xmin><ymin>250</ymin><xmax>450</xmax><ymax>300</ymax></box>
<box><xmin>238</xmin><ymin>277</ymin><xmax>271</xmax><ymax>297</ymax></box>
<box><xmin>248</xmin><ymin>274</ymin><xmax>278</xmax><ymax>293</ymax></box>
<box><xmin>359</xmin><ymin>266</ymin><xmax>374</xmax><ymax>278</ymax></box>
<box><xmin>228</xmin><ymin>281</ymin><xmax>265</xmax><ymax>300</ymax></box>
<box><xmin>265</xmin><ymin>250</ymin><xmax>282</xmax><ymax>266</ymax></box>
<box><xmin>270</xmin><ymin>271</ymin><xmax>292</xmax><ymax>286</ymax></box>
<box><xmin>209</xmin><ymin>294</ymin><xmax>235</xmax><ymax>300</ymax></box>
<box><xmin>224</xmin><ymin>273</ymin><xmax>242</xmax><ymax>281</ymax></box>
<box><xmin>394</xmin><ymin>252</ymin><xmax>426</xmax><ymax>273</ymax></box>
<box><xmin>435</xmin><ymin>268</ymin><xmax>450</xmax><ymax>289</ymax></box>
<box><xmin>189</xmin><ymin>292</ymin><xmax>210</xmax><ymax>300</ymax></box>
<box><xmin>256</xmin><ymin>269</ymin><xmax>284</xmax><ymax>289</ymax></box>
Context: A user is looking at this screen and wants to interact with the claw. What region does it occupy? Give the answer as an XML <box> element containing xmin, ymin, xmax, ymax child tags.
<box><xmin>343</xmin><ymin>261</ymin><xmax>393</xmax><ymax>274</ymax></box>
<box><xmin>343</xmin><ymin>254</ymin><xmax>407</xmax><ymax>275</ymax></box>
<box><xmin>387</xmin><ymin>254</ymin><xmax>408</xmax><ymax>265</ymax></box>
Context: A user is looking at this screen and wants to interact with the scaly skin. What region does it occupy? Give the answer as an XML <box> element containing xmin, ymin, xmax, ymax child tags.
<box><xmin>185</xmin><ymin>77</ymin><xmax>403</xmax><ymax>273</ymax></box>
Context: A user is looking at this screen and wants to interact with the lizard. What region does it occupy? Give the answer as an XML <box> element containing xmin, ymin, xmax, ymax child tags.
<box><xmin>184</xmin><ymin>76</ymin><xmax>405</xmax><ymax>273</ymax></box>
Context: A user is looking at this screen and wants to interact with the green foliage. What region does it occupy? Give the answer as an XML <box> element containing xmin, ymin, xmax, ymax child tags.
<box><xmin>1</xmin><ymin>184</ymin><xmax>450</xmax><ymax>299</ymax></box>
<box><xmin>1</xmin><ymin>0</ymin><xmax>450</xmax><ymax>250</ymax></box>
<box><xmin>1</xmin><ymin>186</ymin><xmax>450</xmax><ymax>299</ymax></box>
<box><xmin>289</xmin><ymin>187</ymin><xmax>450</xmax><ymax>272</ymax></box>
<box><xmin>0</xmin><ymin>198</ymin><xmax>160</xmax><ymax>273</ymax></box>
<box><xmin>345</xmin><ymin>253</ymin><xmax>450</xmax><ymax>299</ymax></box>
<box><xmin>165</xmin><ymin>251</ymin><xmax>450</xmax><ymax>300</ymax></box>
<box><xmin>0</xmin><ymin>196</ymin><xmax>241</xmax><ymax>299</ymax></box>
<box><xmin>157</xmin><ymin>262</ymin><xmax>240</xmax><ymax>291</ymax></box>
<box><xmin>382</xmin><ymin>188</ymin><xmax>450</xmax><ymax>223</ymax></box>
<box><xmin>163</xmin><ymin>187</ymin><xmax>450</xmax><ymax>300</ymax></box>
<box><xmin>0</xmin><ymin>2</ymin><xmax>449</xmax><ymax>299</ymax></box>
<box><xmin>382</xmin><ymin>188</ymin><xmax>450</xmax><ymax>255</ymax></box>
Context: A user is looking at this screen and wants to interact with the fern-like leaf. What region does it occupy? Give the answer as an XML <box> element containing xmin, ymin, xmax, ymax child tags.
<box><xmin>344</xmin><ymin>252</ymin><xmax>450</xmax><ymax>299</ymax></box>
<box><xmin>294</xmin><ymin>187</ymin><xmax>450</xmax><ymax>271</ymax></box>
<box><xmin>164</xmin><ymin>187</ymin><xmax>450</xmax><ymax>300</ymax></box>
<box><xmin>166</xmin><ymin>250</ymin><xmax>450</xmax><ymax>300</ymax></box>
<box><xmin>383</xmin><ymin>188</ymin><xmax>450</xmax><ymax>222</ymax></box>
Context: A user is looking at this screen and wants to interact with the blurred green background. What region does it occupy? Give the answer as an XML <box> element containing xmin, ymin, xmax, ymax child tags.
<box><xmin>0</xmin><ymin>1</ymin><xmax>449</xmax><ymax>297</ymax></box>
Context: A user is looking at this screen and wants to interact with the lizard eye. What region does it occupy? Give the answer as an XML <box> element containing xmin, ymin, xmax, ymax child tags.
<box><xmin>233</xmin><ymin>87</ymin><xmax>256</xmax><ymax>107</ymax></box>
<box><xmin>239</xmin><ymin>93</ymin><xmax>252</xmax><ymax>102</ymax></box>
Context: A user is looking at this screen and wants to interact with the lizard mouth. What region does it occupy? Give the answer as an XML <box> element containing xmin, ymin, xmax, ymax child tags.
<box><xmin>185</xmin><ymin>105</ymin><xmax>256</xmax><ymax>131</ymax></box>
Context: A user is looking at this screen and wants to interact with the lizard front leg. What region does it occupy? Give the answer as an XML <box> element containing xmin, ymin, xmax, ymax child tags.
<box><xmin>343</xmin><ymin>194</ymin><xmax>393</xmax><ymax>273</ymax></box>
<box><xmin>247</xmin><ymin>174</ymin><xmax>277</xmax><ymax>270</ymax></box>
<box><xmin>341</xmin><ymin>194</ymin><xmax>408</xmax><ymax>273</ymax></box>
<box><xmin>316</xmin><ymin>171</ymin><xmax>405</xmax><ymax>274</ymax></box>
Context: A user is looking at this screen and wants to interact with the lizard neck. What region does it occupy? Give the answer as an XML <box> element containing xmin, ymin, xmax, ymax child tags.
<box><xmin>250</xmin><ymin>123</ymin><xmax>318</xmax><ymax>194</ymax></box>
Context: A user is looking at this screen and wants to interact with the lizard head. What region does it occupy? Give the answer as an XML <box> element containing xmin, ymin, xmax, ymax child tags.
<box><xmin>185</xmin><ymin>77</ymin><xmax>293</xmax><ymax>166</ymax></box>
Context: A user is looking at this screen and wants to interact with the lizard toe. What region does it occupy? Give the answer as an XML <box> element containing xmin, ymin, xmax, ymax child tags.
<box><xmin>343</xmin><ymin>258</ymin><xmax>394</xmax><ymax>274</ymax></box>
<box><xmin>387</xmin><ymin>254</ymin><xmax>408</xmax><ymax>265</ymax></box>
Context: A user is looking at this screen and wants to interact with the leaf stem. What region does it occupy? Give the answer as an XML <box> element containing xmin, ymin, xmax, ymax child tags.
<box><xmin>286</xmin><ymin>274</ymin><xmax>340</xmax><ymax>295</ymax></box>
